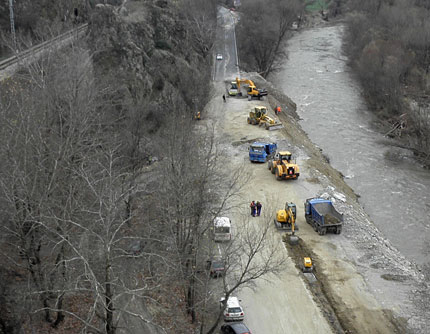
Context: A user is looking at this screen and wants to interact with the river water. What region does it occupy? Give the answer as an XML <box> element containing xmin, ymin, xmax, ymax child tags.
<box><xmin>274</xmin><ymin>25</ymin><xmax>430</xmax><ymax>266</ymax></box>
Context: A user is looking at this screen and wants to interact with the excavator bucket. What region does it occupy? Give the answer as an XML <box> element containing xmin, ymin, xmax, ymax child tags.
<box><xmin>265</xmin><ymin>123</ymin><xmax>284</xmax><ymax>131</ymax></box>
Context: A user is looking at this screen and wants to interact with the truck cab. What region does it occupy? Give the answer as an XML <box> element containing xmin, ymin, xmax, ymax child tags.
<box><xmin>277</xmin><ymin>151</ymin><xmax>292</xmax><ymax>163</ymax></box>
<box><xmin>249</xmin><ymin>142</ymin><xmax>277</xmax><ymax>162</ymax></box>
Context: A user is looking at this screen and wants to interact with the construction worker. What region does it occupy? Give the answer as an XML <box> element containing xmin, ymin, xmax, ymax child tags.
<box><xmin>256</xmin><ymin>201</ymin><xmax>262</xmax><ymax>216</ymax></box>
<box><xmin>275</xmin><ymin>106</ymin><xmax>281</xmax><ymax>115</ymax></box>
<box><xmin>250</xmin><ymin>201</ymin><xmax>256</xmax><ymax>217</ymax></box>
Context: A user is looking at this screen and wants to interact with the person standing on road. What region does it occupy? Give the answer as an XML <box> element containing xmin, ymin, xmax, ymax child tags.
<box><xmin>275</xmin><ymin>106</ymin><xmax>281</xmax><ymax>115</ymax></box>
<box><xmin>256</xmin><ymin>201</ymin><xmax>262</xmax><ymax>216</ymax></box>
<box><xmin>223</xmin><ymin>94</ymin><xmax>226</xmax><ymax>102</ymax></box>
<box><xmin>250</xmin><ymin>201</ymin><xmax>256</xmax><ymax>217</ymax></box>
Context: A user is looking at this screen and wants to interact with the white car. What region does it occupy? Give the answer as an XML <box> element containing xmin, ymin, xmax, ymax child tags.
<box><xmin>220</xmin><ymin>296</ymin><xmax>244</xmax><ymax>322</ymax></box>
<box><xmin>216</xmin><ymin>53</ymin><xmax>223</xmax><ymax>60</ymax></box>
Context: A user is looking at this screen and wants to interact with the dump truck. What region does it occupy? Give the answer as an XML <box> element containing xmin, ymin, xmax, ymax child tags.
<box><xmin>247</xmin><ymin>106</ymin><xmax>283</xmax><ymax>130</ymax></box>
<box><xmin>304</xmin><ymin>198</ymin><xmax>343</xmax><ymax>235</ymax></box>
<box><xmin>268</xmin><ymin>151</ymin><xmax>300</xmax><ymax>180</ymax></box>
<box><xmin>249</xmin><ymin>142</ymin><xmax>277</xmax><ymax>162</ymax></box>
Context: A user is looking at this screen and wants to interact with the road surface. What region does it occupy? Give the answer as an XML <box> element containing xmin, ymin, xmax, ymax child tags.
<box><xmin>203</xmin><ymin>6</ymin><xmax>420</xmax><ymax>334</ymax></box>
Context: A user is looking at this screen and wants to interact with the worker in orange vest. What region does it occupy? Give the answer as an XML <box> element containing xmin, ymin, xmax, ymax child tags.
<box><xmin>275</xmin><ymin>106</ymin><xmax>281</xmax><ymax>115</ymax></box>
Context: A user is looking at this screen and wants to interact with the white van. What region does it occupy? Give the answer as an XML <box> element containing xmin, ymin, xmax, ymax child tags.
<box><xmin>220</xmin><ymin>296</ymin><xmax>244</xmax><ymax>322</ymax></box>
<box><xmin>213</xmin><ymin>217</ymin><xmax>232</xmax><ymax>242</ymax></box>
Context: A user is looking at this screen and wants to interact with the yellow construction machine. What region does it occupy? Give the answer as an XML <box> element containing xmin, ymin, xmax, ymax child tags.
<box><xmin>247</xmin><ymin>106</ymin><xmax>283</xmax><ymax>131</ymax></box>
<box><xmin>235</xmin><ymin>77</ymin><xmax>268</xmax><ymax>100</ymax></box>
<box><xmin>268</xmin><ymin>151</ymin><xmax>300</xmax><ymax>180</ymax></box>
<box><xmin>302</xmin><ymin>257</ymin><xmax>313</xmax><ymax>273</ymax></box>
<box><xmin>275</xmin><ymin>202</ymin><xmax>299</xmax><ymax>244</ymax></box>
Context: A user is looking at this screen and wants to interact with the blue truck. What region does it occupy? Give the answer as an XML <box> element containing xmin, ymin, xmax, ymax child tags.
<box><xmin>249</xmin><ymin>142</ymin><xmax>277</xmax><ymax>162</ymax></box>
<box><xmin>304</xmin><ymin>198</ymin><xmax>343</xmax><ymax>235</ymax></box>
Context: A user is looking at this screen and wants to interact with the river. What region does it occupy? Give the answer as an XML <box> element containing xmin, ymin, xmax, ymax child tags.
<box><xmin>274</xmin><ymin>24</ymin><xmax>430</xmax><ymax>266</ymax></box>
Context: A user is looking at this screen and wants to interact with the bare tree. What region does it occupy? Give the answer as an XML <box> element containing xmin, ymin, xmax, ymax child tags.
<box><xmin>237</xmin><ymin>0</ymin><xmax>304</xmax><ymax>77</ymax></box>
<box><xmin>204</xmin><ymin>208</ymin><xmax>286</xmax><ymax>334</ymax></box>
<box><xmin>0</xmin><ymin>41</ymin><xmax>101</xmax><ymax>327</ymax></box>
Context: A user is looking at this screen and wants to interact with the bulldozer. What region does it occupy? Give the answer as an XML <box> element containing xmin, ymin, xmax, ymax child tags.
<box><xmin>235</xmin><ymin>77</ymin><xmax>268</xmax><ymax>100</ymax></box>
<box><xmin>247</xmin><ymin>106</ymin><xmax>283</xmax><ymax>131</ymax></box>
<box><xmin>268</xmin><ymin>151</ymin><xmax>300</xmax><ymax>180</ymax></box>
<box><xmin>275</xmin><ymin>202</ymin><xmax>299</xmax><ymax>244</ymax></box>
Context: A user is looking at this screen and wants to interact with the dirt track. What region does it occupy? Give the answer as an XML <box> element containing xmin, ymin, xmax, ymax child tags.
<box><xmin>199</xmin><ymin>79</ymin><xmax>425</xmax><ymax>333</ymax></box>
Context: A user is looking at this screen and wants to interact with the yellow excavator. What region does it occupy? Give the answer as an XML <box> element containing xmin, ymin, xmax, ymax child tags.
<box><xmin>268</xmin><ymin>151</ymin><xmax>300</xmax><ymax>180</ymax></box>
<box><xmin>275</xmin><ymin>202</ymin><xmax>299</xmax><ymax>244</ymax></box>
<box><xmin>235</xmin><ymin>77</ymin><xmax>268</xmax><ymax>100</ymax></box>
<box><xmin>247</xmin><ymin>106</ymin><xmax>283</xmax><ymax>131</ymax></box>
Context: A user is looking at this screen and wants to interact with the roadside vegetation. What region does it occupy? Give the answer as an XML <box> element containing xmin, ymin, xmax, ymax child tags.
<box><xmin>235</xmin><ymin>0</ymin><xmax>305</xmax><ymax>78</ymax></box>
<box><xmin>342</xmin><ymin>0</ymin><xmax>430</xmax><ymax>164</ymax></box>
<box><xmin>0</xmin><ymin>1</ymin><xmax>285</xmax><ymax>333</ymax></box>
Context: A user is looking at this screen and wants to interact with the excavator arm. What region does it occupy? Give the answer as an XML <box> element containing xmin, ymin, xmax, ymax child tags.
<box><xmin>236</xmin><ymin>77</ymin><xmax>258</xmax><ymax>94</ymax></box>
<box><xmin>287</xmin><ymin>207</ymin><xmax>296</xmax><ymax>235</ymax></box>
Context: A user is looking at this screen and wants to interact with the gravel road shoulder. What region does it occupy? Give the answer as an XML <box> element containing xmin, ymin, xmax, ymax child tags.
<box><xmin>201</xmin><ymin>77</ymin><xmax>428</xmax><ymax>333</ymax></box>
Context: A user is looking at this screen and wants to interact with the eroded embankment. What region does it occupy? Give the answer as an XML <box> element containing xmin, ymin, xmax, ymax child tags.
<box><xmin>240</xmin><ymin>73</ymin><xmax>426</xmax><ymax>333</ymax></box>
<box><xmin>282</xmin><ymin>236</ymin><xmax>408</xmax><ymax>334</ymax></box>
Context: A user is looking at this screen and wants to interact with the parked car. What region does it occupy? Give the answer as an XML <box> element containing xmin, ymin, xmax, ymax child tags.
<box><xmin>221</xmin><ymin>322</ymin><xmax>251</xmax><ymax>334</ymax></box>
<box><xmin>216</xmin><ymin>53</ymin><xmax>223</xmax><ymax>60</ymax></box>
<box><xmin>206</xmin><ymin>258</ymin><xmax>225</xmax><ymax>278</ymax></box>
<box><xmin>213</xmin><ymin>217</ymin><xmax>232</xmax><ymax>242</ymax></box>
<box><xmin>128</xmin><ymin>240</ymin><xmax>144</xmax><ymax>256</ymax></box>
<box><xmin>220</xmin><ymin>296</ymin><xmax>244</xmax><ymax>322</ymax></box>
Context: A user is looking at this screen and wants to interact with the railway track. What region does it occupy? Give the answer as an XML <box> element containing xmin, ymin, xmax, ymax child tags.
<box><xmin>0</xmin><ymin>24</ymin><xmax>88</xmax><ymax>73</ymax></box>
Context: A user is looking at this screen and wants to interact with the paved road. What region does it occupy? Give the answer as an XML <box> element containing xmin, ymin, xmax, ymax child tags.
<box><xmin>214</xmin><ymin>7</ymin><xmax>239</xmax><ymax>82</ymax></box>
<box><xmin>208</xmin><ymin>8</ymin><xmax>334</xmax><ymax>333</ymax></box>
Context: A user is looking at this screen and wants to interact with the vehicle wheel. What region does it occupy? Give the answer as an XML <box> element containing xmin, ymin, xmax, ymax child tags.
<box><xmin>275</xmin><ymin>168</ymin><xmax>282</xmax><ymax>180</ymax></box>
<box><xmin>247</xmin><ymin>117</ymin><xmax>251</xmax><ymax>124</ymax></box>
<box><xmin>268</xmin><ymin>160</ymin><xmax>272</xmax><ymax>170</ymax></box>
<box><xmin>271</xmin><ymin>163</ymin><xmax>276</xmax><ymax>174</ymax></box>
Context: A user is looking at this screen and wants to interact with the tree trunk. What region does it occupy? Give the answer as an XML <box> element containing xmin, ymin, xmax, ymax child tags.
<box><xmin>105</xmin><ymin>263</ymin><xmax>115</xmax><ymax>334</ymax></box>
<box><xmin>52</xmin><ymin>293</ymin><xmax>65</xmax><ymax>328</ymax></box>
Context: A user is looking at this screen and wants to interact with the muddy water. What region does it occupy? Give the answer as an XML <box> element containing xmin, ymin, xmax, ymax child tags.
<box><xmin>274</xmin><ymin>25</ymin><xmax>430</xmax><ymax>266</ymax></box>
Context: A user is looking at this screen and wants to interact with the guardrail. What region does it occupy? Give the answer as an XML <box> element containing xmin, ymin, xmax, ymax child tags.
<box><xmin>0</xmin><ymin>24</ymin><xmax>88</xmax><ymax>72</ymax></box>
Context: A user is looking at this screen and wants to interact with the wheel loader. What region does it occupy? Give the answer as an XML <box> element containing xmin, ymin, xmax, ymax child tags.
<box><xmin>268</xmin><ymin>151</ymin><xmax>300</xmax><ymax>180</ymax></box>
<box><xmin>247</xmin><ymin>106</ymin><xmax>283</xmax><ymax>131</ymax></box>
